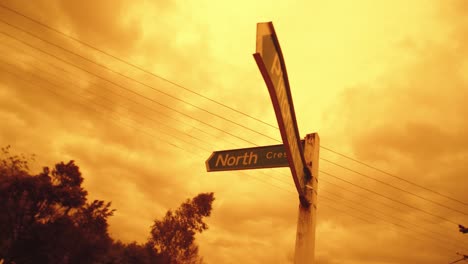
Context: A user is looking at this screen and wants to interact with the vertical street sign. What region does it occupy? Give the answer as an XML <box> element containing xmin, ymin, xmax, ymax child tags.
<box><xmin>206</xmin><ymin>21</ymin><xmax>320</xmax><ymax>264</ymax></box>
<box><xmin>252</xmin><ymin>22</ymin><xmax>310</xmax><ymax>202</ymax></box>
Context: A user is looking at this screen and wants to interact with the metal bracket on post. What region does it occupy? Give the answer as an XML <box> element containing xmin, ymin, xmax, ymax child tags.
<box><xmin>300</xmin><ymin>166</ymin><xmax>312</xmax><ymax>207</ymax></box>
<box><xmin>304</xmin><ymin>164</ymin><xmax>312</xmax><ymax>181</ymax></box>
<box><xmin>299</xmin><ymin>194</ymin><xmax>311</xmax><ymax>208</ymax></box>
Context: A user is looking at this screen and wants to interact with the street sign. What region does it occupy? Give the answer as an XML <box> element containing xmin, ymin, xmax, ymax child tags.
<box><xmin>206</xmin><ymin>141</ymin><xmax>305</xmax><ymax>172</ymax></box>
<box><xmin>253</xmin><ymin>22</ymin><xmax>308</xmax><ymax>197</ymax></box>
<box><xmin>206</xmin><ymin>22</ymin><xmax>320</xmax><ymax>263</ymax></box>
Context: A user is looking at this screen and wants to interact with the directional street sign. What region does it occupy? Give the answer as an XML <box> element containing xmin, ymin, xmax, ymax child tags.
<box><xmin>253</xmin><ymin>22</ymin><xmax>309</xmax><ymax>198</ymax></box>
<box><xmin>205</xmin><ymin>21</ymin><xmax>320</xmax><ymax>264</ymax></box>
<box><xmin>206</xmin><ymin>141</ymin><xmax>305</xmax><ymax>172</ymax></box>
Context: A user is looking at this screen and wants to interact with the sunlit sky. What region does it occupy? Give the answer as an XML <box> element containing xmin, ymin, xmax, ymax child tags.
<box><xmin>0</xmin><ymin>0</ymin><xmax>467</xmax><ymax>263</ymax></box>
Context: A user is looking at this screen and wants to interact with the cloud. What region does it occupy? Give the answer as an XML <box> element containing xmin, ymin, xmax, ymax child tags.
<box><xmin>328</xmin><ymin>0</ymin><xmax>468</xmax><ymax>182</ymax></box>
<box><xmin>1</xmin><ymin>0</ymin><xmax>467</xmax><ymax>263</ymax></box>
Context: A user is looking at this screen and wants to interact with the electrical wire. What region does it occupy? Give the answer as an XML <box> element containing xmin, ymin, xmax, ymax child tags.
<box><xmin>321</xmin><ymin>190</ymin><xmax>468</xmax><ymax>249</ymax></box>
<box><xmin>0</xmin><ymin>63</ymin><xmax>206</xmax><ymax>153</ymax></box>
<box><xmin>322</xmin><ymin>157</ymin><xmax>468</xmax><ymax>217</ymax></box>
<box><xmin>0</xmin><ymin>66</ymin><xmax>190</xmax><ymax>154</ymax></box>
<box><xmin>1</xmin><ymin>5</ymin><xmax>466</xmax><ymax>237</ymax></box>
<box><xmin>320</xmin><ymin>170</ymin><xmax>460</xmax><ymax>225</ymax></box>
<box><xmin>0</xmin><ymin>3</ymin><xmax>279</xmax><ymax>131</ymax></box>
<box><xmin>1</xmin><ymin>3</ymin><xmax>465</xmax><ymax>210</ymax></box>
<box><xmin>319</xmin><ymin>195</ymin><xmax>458</xmax><ymax>252</ymax></box>
<box><xmin>0</xmin><ymin>55</ymin><xmax>218</xmax><ymax>153</ymax></box>
<box><xmin>1</xmin><ymin>16</ymin><xmax>466</xmax><ymax>222</ymax></box>
<box><xmin>0</xmin><ymin>18</ymin><xmax>280</xmax><ymax>143</ymax></box>
<box><xmin>0</xmin><ymin>38</ymin><xmax>242</xmax><ymax>149</ymax></box>
<box><xmin>4</xmin><ymin>20</ymin><xmax>465</xmax><ymax>224</ymax></box>
<box><xmin>0</xmin><ymin>58</ymin><xmax>463</xmax><ymax>255</ymax></box>
<box><xmin>0</xmin><ymin>30</ymin><xmax>258</xmax><ymax>146</ymax></box>
<box><xmin>1</xmin><ymin>29</ymin><xmax>464</xmax><ymax>232</ymax></box>
<box><xmin>0</xmin><ymin>14</ymin><xmax>464</xmax><ymax>256</ymax></box>
<box><xmin>260</xmin><ymin>165</ymin><xmax>468</xmax><ymax>249</ymax></box>
<box><xmin>320</xmin><ymin>145</ymin><xmax>468</xmax><ymax>207</ymax></box>
<box><xmin>267</xmin><ymin>167</ymin><xmax>468</xmax><ymax>249</ymax></box>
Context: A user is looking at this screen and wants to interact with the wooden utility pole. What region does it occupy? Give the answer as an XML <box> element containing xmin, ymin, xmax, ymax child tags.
<box><xmin>294</xmin><ymin>133</ymin><xmax>320</xmax><ymax>263</ymax></box>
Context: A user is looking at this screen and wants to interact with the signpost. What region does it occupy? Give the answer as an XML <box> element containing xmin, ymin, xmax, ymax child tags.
<box><xmin>205</xmin><ymin>22</ymin><xmax>319</xmax><ymax>264</ymax></box>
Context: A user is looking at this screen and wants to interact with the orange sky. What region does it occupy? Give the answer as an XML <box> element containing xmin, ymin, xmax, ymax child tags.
<box><xmin>0</xmin><ymin>0</ymin><xmax>467</xmax><ymax>263</ymax></box>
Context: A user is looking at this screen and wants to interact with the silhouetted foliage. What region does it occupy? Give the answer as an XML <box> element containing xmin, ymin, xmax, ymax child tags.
<box><xmin>103</xmin><ymin>241</ymin><xmax>162</xmax><ymax>264</ymax></box>
<box><xmin>149</xmin><ymin>193</ymin><xmax>215</xmax><ymax>264</ymax></box>
<box><xmin>0</xmin><ymin>147</ymin><xmax>113</xmax><ymax>264</ymax></box>
<box><xmin>0</xmin><ymin>147</ymin><xmax>215</xmax><ymax>264</ymax></box>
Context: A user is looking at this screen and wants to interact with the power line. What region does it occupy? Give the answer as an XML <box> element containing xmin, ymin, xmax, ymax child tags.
<box><xmin>0</xmin><ymin>18</ymin><xmax>280</xmax><ymax>143</ymax></box>
<box><xmin>322</xmin><ymin>157</ymin><xmax>468</xmax><ymax>217</ymax></box>
<box><xmin>0</xmin><ymin>61</ymin><xmax>210</xmax><ymax>153</ymax></box>
<box><xmin>319</xmin><ymin>198</ymin><xmax>460</xmax><ymax>254</ymax></box>
<box><xmin>1</xmin><ymin>62</ymin><xmax>216</xmax><ymax>154</ymax></box>
<box><xmin>0</xmin><ymin>64</ymin><xmax>301</xmax><ymax>235</ymax></box>
<box><xmin>0</xmin><ymin>11</ymin><xmax>464</xmax><ymax>249</ymax></box>
<box><xmin>199</xmin><ymin>155</ymin><xmax>465</xmax><ymax>250</ymax></box>
<box><xmin>320</xmin><ymin>170</ymin><xmax>460</xmax><ymax>225</ymax></box>
<box><xmin>0</xmin><ymin>39</ymin><xmax>242</xmax><ymax>149</ymax></box>
<box><xmin>1</xmin><ymin>27</ymin><xmax>463</xmax><ymax>232</ymax></box>
<box><xmin>267</xmin><ymin>167</ymin><xmax>459</xmax><ymax>228</ymax></box>
<box><xmin>1</xmin><ymin>57</ymin><xmax>463</xmax><ymax>255</ymax></box>
<box><xmin>0</xmin><ymin>3</ymin><xmax>279</xmax><ymax>131</ymax></box>
<box><xmin>217</xmin><ymin>170</ymin><xmax>456</xmax><ymax>256</ymax></box>
<box><xmin>321</xmin><ymin>190</ymin><xmax>468</xmax><ymax>250</ymax></box>
<box><xmin>319</xmin><ymin>177</ymin><xmax>440</xmax><ymax>226</ymax></box>
<box><xmin>272</xmin><ymin>167</ymin><xmax>468</xmax><ymax>248</ymax></box>
<box><xmin>0</xmin><ymin>57</ymin><xmax>296</xmax><ymax>206</ymax></box>
<box><xmin>1</xmin><ymin>13</ymin><xmax>466</xmax><ymax>221</ymax></box>
<box><xmin>263</xmin><ymin>165</ymin><xmax>468</xmax><ymax>249</ymax></box>
<box><xmin>7</xmin><ymin>38</ymin><xmax>438</xmax><ymax>239</ymax></box>
<box><xmin>9</xmin><ymin>35</ymin><xmax>462</xmax><ymax>239</ymax></box>
<box><xmin>0</xmin><ymin>30</ymin><xmax>258</xmax><ymax>147</ymax></box>
<box><xmin>0</xmin><ymin>3</ymin><xmax>465</xmax><ymax>219</ymax></box>
<box><xmin>266</xmin><ymin>166</ymin><xmax>465</xmax><ymax>239</ymax></box>
<box><xmin>12</xmin><ymin>49</ymin><xmax>466</xmax><ymax>250</ymax></box>
<box><xmin>0</xmin><ymin>46</ymin><xmax>222</xmax><ymax>152</ymax></box>
<box><xmin>0</xmin><ymin>57</ymin><xmax>350</xmax><ymax>229</ymax></box>
<box><xmin>0</xmin><ymin>50</ymin><xmax>298</xmax><ymax>203</ymax></box>
<box><xmin>320</xmin><ymin>145</ymin><xmax>468</xmax><ymax>206</ymax></box>
<box><xmin>240</xmin><ymin>171</ymin><xmax>460</xmax><ymax>253</ymax></box>
<box><xmin>0</xmin><ymin>66</ymin><xmax>191</xmax><ymax>154</ymax></box>
<box><xmin>0</xmin><ymin>37</ymin><xmax>462</xmax><ymax>262</ymax></box>
<box><xmin>319</xmin><ymin>195</ymin><xmax>459</xmax><ymax>253</ymax></box>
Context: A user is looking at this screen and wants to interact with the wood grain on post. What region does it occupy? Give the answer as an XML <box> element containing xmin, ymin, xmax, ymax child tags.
<box><xmin>294</xmin><ymin>133</ymin><xmax>320</xmax><ymax>264</ymax></box>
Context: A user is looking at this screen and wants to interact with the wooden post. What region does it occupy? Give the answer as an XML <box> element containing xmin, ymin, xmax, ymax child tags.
<box><xmin>294</xmin><ymin>133</ymin><xmax>320</xmax><ymax>264</ymax></box>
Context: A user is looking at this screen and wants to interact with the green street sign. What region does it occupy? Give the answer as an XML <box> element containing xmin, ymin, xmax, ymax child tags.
<box><xmin>206</xmin><ymin>141</ymin><xmax>304</xmax><ymax>172</ymax></box>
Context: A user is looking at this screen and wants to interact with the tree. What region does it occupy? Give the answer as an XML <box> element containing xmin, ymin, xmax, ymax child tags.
<box><xmin>0</xmin><ymin>147</ymin><xmax>114</xmax><ymax>264</ymax></box>
<box><xmin>149</xmin><ymin>193</ymin><xmax>215</xmax><ymax>264</ymax></box>
<box><xmin>0</xmin><ymin>147</ymin><xmax>216</xmax><ymax>264</ymax></box>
